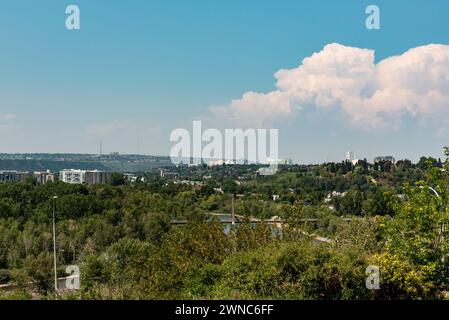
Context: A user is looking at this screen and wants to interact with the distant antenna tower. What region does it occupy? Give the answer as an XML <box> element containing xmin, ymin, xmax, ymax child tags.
<box><xmin>137</xmin><ymin>137</ymin><xmax>140</xmax><ymax>155</ymax></box>
<box><xmin>99</xmin><ymin>139</ymin><xmax>103</xmax><ymax>155</ymax></box>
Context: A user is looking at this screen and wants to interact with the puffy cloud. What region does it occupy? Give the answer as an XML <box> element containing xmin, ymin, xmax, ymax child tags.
<box><xmin>228</xmin><ymin>90</ymin><xmax>295</xmax><ymax>125</ymax></box>
<box><xmin>214</xmin><ymin>43</ymin><xmax>449</xmax><ymax>129</ymax></box>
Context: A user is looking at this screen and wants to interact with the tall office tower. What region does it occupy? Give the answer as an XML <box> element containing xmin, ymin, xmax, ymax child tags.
<box><xmin>346</xmin><ymin>151</ymin><xmax>355</xmax><ymax>162</ymax></box>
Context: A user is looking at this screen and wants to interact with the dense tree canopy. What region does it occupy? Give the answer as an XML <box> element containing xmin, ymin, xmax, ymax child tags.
<box><xmin>0</xmin><ymin>151</ymin><xmax>448</xmax><ymax>299</ymax></box>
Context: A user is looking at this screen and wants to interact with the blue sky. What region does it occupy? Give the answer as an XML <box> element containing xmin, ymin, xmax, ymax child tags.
<box><xmin>1</xmin><ymin>0</ymin><xmax>449</xmax><ymax>163</ymax></box>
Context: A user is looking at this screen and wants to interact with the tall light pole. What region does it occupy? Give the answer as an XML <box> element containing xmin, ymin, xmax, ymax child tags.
<box><xmin>421</xmin><ymin>186</ymin><xmax>445</xmax><ymax>263</ymax></box>
<box><xmin>52</xmin><ymin>196</ymin><xmax>58</xmax><ymax>293</ymax></box>
<box><xmin>426</xmin><ymin>186</ymin><xmax>440</xmax><ymax>199</ymax></box>
<box><xmin>231</xmin><ymin>193</ymin><xmax>236</xmax><ymax>253</ymax></box>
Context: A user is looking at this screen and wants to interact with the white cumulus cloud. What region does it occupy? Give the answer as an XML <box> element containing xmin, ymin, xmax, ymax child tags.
<box><xmin>213</xmin><ymin>43</ymin><xmax>449</xmax><ymax>129</ymax></box>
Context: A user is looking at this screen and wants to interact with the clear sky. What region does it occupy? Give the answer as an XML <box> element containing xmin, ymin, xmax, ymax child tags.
<box><xmin>1</xmin><ymin>0</ymin><xmax>449</xmax><ymax>163</ymax></box>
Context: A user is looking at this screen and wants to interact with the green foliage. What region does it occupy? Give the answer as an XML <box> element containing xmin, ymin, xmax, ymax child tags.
<box><xmin>334</xmin><ymin>218</ymin><xmax>380</xmax><ymax>253</ymax></box>
<box><xmin>370</xmin><ymin>253</ymin><xmax>440</xmax><ymax>299</ymax></box>
<box><xmin>24</xmin><ymin>252</ymin><xmax>54</xmax><ymax>294</ymax></box>
<box><xmin>0</xmin><ymin>149</ymin><xmax>448</xmax><ymax>300</ymax></box>
<box><xmin>109</xmin><ymin>173</ymin><xmax>126</xmax><ymax>186</ymax></box>
<box><xmin>185</xmin><ymin>240</ymin><xmax>370</xmax><ymax>300</ymax></box>
<box><xmin>0</xmin><ymin>269</ymin><xmax>10</xmax><ymax>284</ymax></box>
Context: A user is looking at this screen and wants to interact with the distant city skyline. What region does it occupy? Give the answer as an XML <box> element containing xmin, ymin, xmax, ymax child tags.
<box><xmin>0</xmin><ymin>151</ymin><xmax>438</xmax><ymax>167</ymax></box>
<box><xmin>1</xmin><ymin>1</ymin><xmax>449</xmax><ymax>163</ymax></box>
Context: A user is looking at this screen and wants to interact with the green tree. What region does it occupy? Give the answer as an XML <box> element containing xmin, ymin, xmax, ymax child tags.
<box><xmin>383</xmin><ymin>148</ymin><xmax>449</xmax><ymax>293</ymax></box>
<box><xmin>109</xmin><ymin>173</ymin><xmax>126</xmax><ymax>186</ymax></box>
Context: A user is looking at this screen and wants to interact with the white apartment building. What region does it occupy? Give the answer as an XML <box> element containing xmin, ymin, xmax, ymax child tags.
<box><xmin>59</xmin><ymin>169</ymin><xmax>86</xmax><ymax>184</ymax></box>
<box><xmin>346</xmin><ymin>151</ymin><xmax>355</xmax><ymax>162</ymax></box>
<box><xmin>59</xmin><ymin>169</ymin><xmax>108</xmax><ymax>185</ymax></box>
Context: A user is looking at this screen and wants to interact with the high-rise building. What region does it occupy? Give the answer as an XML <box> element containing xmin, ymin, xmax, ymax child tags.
<box><xmin>346</xmin><ymin>151</ymin><xmax>355</xmax><ymax>162</ymax></box>
<box><xmin>85</xmin><ymin>170</ymin><xmax>108</xmax><ymax>185</ymax></box>
<box><xmin>0</xmin><ymin>171</ymin><xmax>29</xmax><ymax>183</ymax></box>
<box><xmin>59</xmin><ymin>169</ymin><xmax>85</xmax><ymax>184</ymax></box>
<box><xmin>34</xmin><ymin>170</ymin><xmax>55</xmax><ymax>184</ymax></box>
<box><xmin>59</xmin><ymin>169</ymin><xmax>107</xmax><ymax>185</ymax></box>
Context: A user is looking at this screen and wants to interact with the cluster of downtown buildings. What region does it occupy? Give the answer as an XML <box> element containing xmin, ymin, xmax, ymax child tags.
<box><xmin>0</xmin><ymin>152</ymin><xmax>397</xmax><ymax>186</ymax></box>
<box><xmin>0</xmin><ymin>169</ymin><xmax>108</xmax><ymax>185</ymax></box>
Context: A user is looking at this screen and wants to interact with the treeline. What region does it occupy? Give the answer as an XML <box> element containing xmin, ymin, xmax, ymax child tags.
<box><xmin>0</xmin><ymin>152</ymin><xmax>449</xmax><ymax>299</ymax></box>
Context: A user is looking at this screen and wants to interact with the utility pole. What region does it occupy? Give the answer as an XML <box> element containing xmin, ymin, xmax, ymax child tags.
<box><xmin>231</xmin><ymin>193</ymin><xmax>236</xmax><ymax>252</ymax></box>
<box><xmin>422</xmin><ymin>186</ymin><xmax>445</xmax><ymax>263</ymax></box>
<box><xmin>231</xmin><ymin>193</ymin><xmax>235</xmax><ymax>226</ymax></box>
<box><xmin>52</xmin><ymin>196</ymin><xmax>58</xmax><ymax>293</ymax></box>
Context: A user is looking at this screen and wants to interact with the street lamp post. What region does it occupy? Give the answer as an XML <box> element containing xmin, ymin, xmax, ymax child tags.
<box><xmin>52</xmin><ymin>196</ymin><xmax>58</xmax><ymax>293</ymax></box>
<box><xmin>422</xmin><ymin>186</ymin><xmax>445</xmax><ymax>263</ymax></box>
